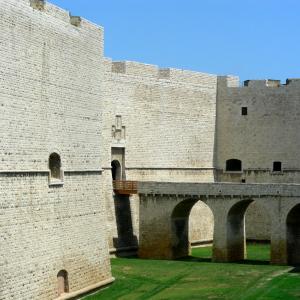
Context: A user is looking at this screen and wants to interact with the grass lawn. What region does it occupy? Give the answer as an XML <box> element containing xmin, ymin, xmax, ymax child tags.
<box><xmin>84</xmin><ymin>244</ymin><xmax>300</xmax><ymax>300</ymax></box>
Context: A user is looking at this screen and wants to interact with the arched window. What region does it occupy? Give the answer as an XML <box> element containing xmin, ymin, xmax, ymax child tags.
<box><xmin>49</xmin><ymin>153</ymin><xmax>62</xmax><ymax>180</ymax></box>
<box><xmin>57</xmin><ymin>270</ymin><xmax>69</xmax><ymax>295</ymax></box>
<box><xmin>273</xmin><ymin>161</ymin><xmax>282</xmax><ymax>172</ymax></box>
<box><xmin>226</xmin><ymin>159</ymin><xmax>242</xmax><ymax>172</ymax></box>
<box><xmin>111</xmin><ymin>160</ymin><xmax>122</xmax><ymax>180</ymax></box>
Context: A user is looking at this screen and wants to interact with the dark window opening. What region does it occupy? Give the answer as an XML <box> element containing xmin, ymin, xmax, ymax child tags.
<box><xmin>57</xmin><ymin>270</ymin><xmax>69</xmax><ymax>296</ymax></box>
<box><xmin>49</xmin><ymin>153</ymin><xmax>62</xmax><ymax>180</ymax></box>
<box><xmin>273</xmin><ymin>161</ymin><xmax>282</xmax><ymax>172</ymax></box>
<box><xmin>241</xmin><ymin>107</ymin><xmax>248</xmax><ymax>116</ymax></box>
<box><xmin>241</xmin><ymin>179</ymin><xmax>246</xmax><ymax>183</ymax></box>
<box><xmin>226</xmin><ymin>159</ymin><xmax>242</xmax><ymax>172</ymax></box>
<box><xmin>111</xmin><ymin>160</ymin><xmax>122</xmax><ymax>180</ymax></box>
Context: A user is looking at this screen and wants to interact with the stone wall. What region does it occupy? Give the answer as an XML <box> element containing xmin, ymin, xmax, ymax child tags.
<box><xmin>216</xmin><ymin>77</ymin><xmax>300</xmax><ymax>183</ymax></box>
<box><xmin>0</xmin><ymin>173</ymin><xmax>111</xmax><ymax>300</ymax></box>
<box><xmin>0</xmin><ymin>1</ymin><xmax>112</xmax><ymax>299</ymax></box>
<box><xmin>102</xmin><ymin>59</ymin><xmax>218</xmax><ymax>250</ymax></box>
<box><xmin>216</xmin><ymin>77</ymin><xmax>300</xmax><ymax>239</ymax></box>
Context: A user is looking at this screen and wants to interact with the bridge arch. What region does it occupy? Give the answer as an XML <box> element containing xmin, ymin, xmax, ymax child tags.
<box><xmin>286</xmin><ymin>203</ymin><xmax>300</xmax><ymax>265</ymax></box>
<box><xmin>171</xmin><ymin>199</ymin><xmax>214</xmax><ymax>258</ymax></box>
<box><xmin>226</xmin><ymin>199</ymin><xmax>271</xmax><ymax>262</ymax></box>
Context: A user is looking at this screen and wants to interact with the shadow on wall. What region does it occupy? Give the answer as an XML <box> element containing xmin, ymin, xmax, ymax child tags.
<box><xmin>113</xmin><ymin>194</ymin><xmax>138</xmax><ymax>252</ymax></box>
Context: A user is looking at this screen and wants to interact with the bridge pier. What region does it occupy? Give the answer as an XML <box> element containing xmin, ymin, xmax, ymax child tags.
<box><xmin>138</xmin><ymin>194</ymin><xmax>174</xmax><ymax>259</ymax></box>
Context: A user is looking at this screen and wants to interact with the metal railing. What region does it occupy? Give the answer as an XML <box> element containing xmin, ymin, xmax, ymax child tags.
<box><xmin>113</xmin><ymin>180</ymin><xmax>138</xmax><ymax>195</ymax></box>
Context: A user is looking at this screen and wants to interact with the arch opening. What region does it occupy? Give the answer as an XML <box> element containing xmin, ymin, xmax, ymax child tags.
<box><xmin>171</xmin><ymin>199</ymin><xmax>214</xmax><ymax>259</ymax></box>
<box><xmin>227</xmin><ymin>200</ymin><xmax>271</xmax><ymax>262</ymax></box>
<box><xmin>57</xmin><ymin>270</ymin><xmax>69</xmax><ymax>296</ymax></box>
<box><xmin>111</xmin><ymin>160</ymin><xmax>122</xmax><ymax>180</ymax></box>
<box><xmin>287</xmin><ymin>204</ymin><xmax>300</xmax><ymax>265</ymax></box>
<box><xmin>49</xmin><ymin>153</ymin><xmax>62</xmax><ymax>180</ymax></box>
<box><xmin>226</xmin><ymin>159</ymin><xmax>242</xmax><ymax>172</ymax></box>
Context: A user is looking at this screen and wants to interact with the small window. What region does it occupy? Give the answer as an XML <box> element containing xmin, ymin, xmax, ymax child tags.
<box><xmin>241</xmin><ymin>179</ymin><xmax>246</xmax><ymax>183</ymax></box>
<box><xmin>273</xmin><ymin>161</ymin><xmax>282</xmax><ymax>172</ymax></box>
<box><xmin>49</xmin><ymin>153</ymin><xmax>63</xmax><ymax>185</ymax></box>
<box><xmin>49</xmin><ymin>153</ymin><xmax>62</xmax><ymax>179</ymax></box>
<box><xmin>241</xmin><ymin>107</ymin><xmax>248</xmax><ymax>116</ymax></box>
<box><xmin>226</xmin><ymin>159</ymin><xmax>242</xmax><ymax>172</ymax></box>
<box><xmin>57</xmin><ymin>270</ymin><xmax>69</xmax><ymax>296</ymax></box>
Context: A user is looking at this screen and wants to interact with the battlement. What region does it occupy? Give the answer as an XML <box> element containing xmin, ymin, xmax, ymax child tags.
<box><xmin>159</xmin><ymin>68</ymin><xmax>217</xmax><ymax>86</ymax></box>
<box><xmin>112</xmin><ymin>61</ymin><xmax>159</xmax><ymax>77</ymax></box>
<box><xmin>27</xmin><ymin>0</ymin><xmax>102</xmax><ymax>32</ymax></box>
<box><xmin>111</xmin><ymin>61</ymin><xmax>217</xmax><ymax>86</ymax></box>
<box><xmin>243</xmin><ymin>78</ymin><xmax>300</xmax><ymax>88</ymax></box>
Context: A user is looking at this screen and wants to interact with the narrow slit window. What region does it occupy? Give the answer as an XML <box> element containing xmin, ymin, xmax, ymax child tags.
<box><xmin>241</xmin><ymin>107</ymin><xmax>248</xmax><ymax>116</ymax></box>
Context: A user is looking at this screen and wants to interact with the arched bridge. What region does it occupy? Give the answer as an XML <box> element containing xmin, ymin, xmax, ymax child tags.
<box><xmin>137</xmin><ymin>182</ymin><xmax>300</xmax><ymax>265</ymax></box>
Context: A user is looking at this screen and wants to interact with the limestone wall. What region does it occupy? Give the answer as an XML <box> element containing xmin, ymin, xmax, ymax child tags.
<box><xmin>102</xmin><ymin>59</ymin><xmax>218</xmax><ymax>250</ymax></box>
<box><xmin>216</xmin><ymin>77</ymin><xmax>300</xmax><ymax>183</ymax></box>
<box><xmin>0</xmin><ymin>0</ymin><xmax>104</xmax><ymax>171</ymax></box>
<box><xmin>0</xmin><ymin>173</ymin><xmax>111</xmax><ymax>300</ymax></box>
<box><xmin>216</xmin><ymin>77</ymin><xmax>300</xmax><ymax>239</ymax></box>
<box><xmin>0</xmin><ymin>1</ymin><xmax>111</xmax><ymax>299</ymax></box>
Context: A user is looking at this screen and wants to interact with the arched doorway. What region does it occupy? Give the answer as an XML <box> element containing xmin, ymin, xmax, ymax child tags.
<box><xmin>111</xmin><ymin>160</ymin><xmax>121</xmax><ymax>180</ymax></box>
<box><xmin>227</xmin><ymin>199</ymin><xmax>271</xmax><ymax>262</ymax></box>
<box><xmin>57</xmin><ymin>270</ymin><xmax>69</xmax><ymax>296</ymax></box>
<box><xmin>171</xmin><ymin>199</ymin><xmax>214</xmax><ymax>259</ymax></box>
<box><xmin>287</xmin><ymin>203</ymin><xmax>300</xmax><ymax>265</ymax></box>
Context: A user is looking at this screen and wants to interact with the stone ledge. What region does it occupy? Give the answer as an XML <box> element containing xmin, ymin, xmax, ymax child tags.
<box><xmin>54</xmin><ymin>277</ymin><xmax>115</xmax><ymax>300</ymax></box>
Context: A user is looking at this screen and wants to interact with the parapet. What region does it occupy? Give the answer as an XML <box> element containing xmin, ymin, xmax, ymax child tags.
<box><xmin>159</xmin><ymin>68</ymin><xmax>217</xmax><ymax>86</ymax></box>
<box><xmin>286</xmin><ymin>78</ymin><xmax>300</xmax><ymax>86</ymax></box>
<box><xmin>112</xmin><ymin>61</ymin><xmax>159</xmax><ymax>78</ymax></box>
<box><xmin>111</xmin><ymin>61</ymin><xmax>217</xmax><ymax>87</ymax></box>
<box><xmin>244</xmin><ymin>79</ymin><xmax>281</xmax><ymax>88</ymax></box>
<box><xmin>243</xmin><ymin>79</ymin><xmax>300</xmax><ymax>88</ymax></box>
<box><xmin>28</xmin><ymin>0</ymin><xmax>103</xmax><ymax>32</ymax></box>
<box><xmin>217</xmin><ymin>76</ymin><xmax>240</xmax><ymax>88</ymax></box>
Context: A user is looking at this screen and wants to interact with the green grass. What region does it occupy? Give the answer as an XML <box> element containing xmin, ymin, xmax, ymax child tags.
<box><xmin>84</xmin><ymin>244</ymin><xmax>300</xmax><ymax>300</ymax></box>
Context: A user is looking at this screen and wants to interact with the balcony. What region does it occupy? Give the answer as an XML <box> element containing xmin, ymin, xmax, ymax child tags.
<box><xmin>113</xmin><ymin>180</ymin><xmax>138</xmax><ymax>195</ymax></box>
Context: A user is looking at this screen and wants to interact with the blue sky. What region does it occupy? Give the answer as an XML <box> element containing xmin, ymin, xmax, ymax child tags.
<box><xmin>50</xmin><ymin>0</ymin><xmax>300</xmax><ymax>83</ymax></box>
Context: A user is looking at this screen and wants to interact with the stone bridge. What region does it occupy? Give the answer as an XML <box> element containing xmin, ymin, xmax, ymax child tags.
<box><xmin>137</xmin><ymin>182</ymin><xmax>300</xmax><ymax>265</ymax></box>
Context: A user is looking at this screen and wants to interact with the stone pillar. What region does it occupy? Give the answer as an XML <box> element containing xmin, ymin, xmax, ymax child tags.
<box><xmin>270</xmin><ymin>198</ymin><xmax>288</xmax><ymax>265</ymax></box>
<box><xmin>138</xmin><ymin>194</ymin><xmax>174</xmax><ymax>259</ymax></box>
<box><xmin>211</xmin><ymin>200</ymin><xmax>229</xmax><ymax>262</ymax></box>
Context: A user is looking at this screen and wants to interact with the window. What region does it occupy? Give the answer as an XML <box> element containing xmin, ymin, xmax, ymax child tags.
<box><xmin>241</xmin><ymin>107</ymin><xmax>248</xmax><ymax>116</ymax></box>
<box><xmin>49</xmin><ymin>153</ymin><xmax>63</xmax><ymax>184</ymax></box>
<box><xmin>111</xmin><ymin>160</ymin><xmax>122</xmax><ymax>180</ymax></box>
<box><xmin>273</xmin><ymin>161</ymin><xmax>282</xmax><ymax>172</ymax></box>
<box><xmin>226</xmin><ymin>159</ymin><xmax>242</xmax><ymax>172</ymax></box>
<box><xmin>57</xmin><ymin>270</ymin><xmax>69</xmax><ymax>296</ymax></box>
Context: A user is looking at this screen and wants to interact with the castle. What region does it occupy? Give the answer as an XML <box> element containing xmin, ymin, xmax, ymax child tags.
<box><xmin>1</xmin><ymin>0</ymin><xmax>300</xmax><ymax>299</ymax></box>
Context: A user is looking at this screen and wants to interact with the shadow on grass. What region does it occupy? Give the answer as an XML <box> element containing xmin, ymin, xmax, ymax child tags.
<box><xmin>289</xmin><ymin>266</ymin><xmax>300</xmax><ymax>273</ymax></box>
<box><xmin>177</xmin><ymin>256</ymin><xmax>270</xmax><ymax>266</ymax></box>
<box><xmin>177</xmin><ymin>256</ymin><xmax>212</xmax><ymax>263</ymax></box>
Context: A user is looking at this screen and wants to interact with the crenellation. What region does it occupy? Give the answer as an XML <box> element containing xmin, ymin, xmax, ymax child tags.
<box><xmin>244</xmin><ymin>79</ymin><xmax>281</xmax><ymax>87</ymax></box>
<box><xmin>70</xmin><ymin>15</ymin><xmax>82</xmax><ymax>27</ymax></box>
<box><xmin>286</xmin><ymin>78</ymin><xmax>300</xmax><ymax>86</ymax></box>
<box><xmin>30</xmin><ymin>0</ymin><xmax>45</xmax><ymax>10</ymax></box>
